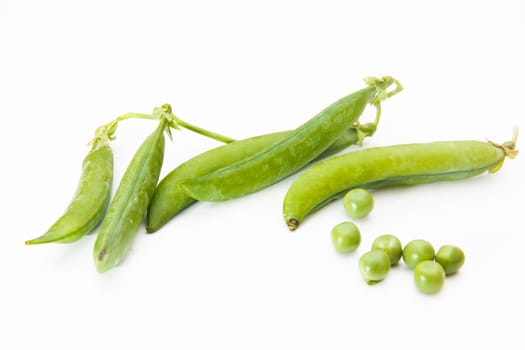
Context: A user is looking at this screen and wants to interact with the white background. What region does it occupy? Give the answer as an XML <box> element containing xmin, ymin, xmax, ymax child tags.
<box><xmin>1</xmin><ymin>1</ymin><xmax>524</xmax><ymax>349</ymax></box>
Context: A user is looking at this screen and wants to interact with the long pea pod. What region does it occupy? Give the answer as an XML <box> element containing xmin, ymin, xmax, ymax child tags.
<box><xmin>146</xmin><ymin>124</ymin><xmax>376</xmax><ymax>233</ymax></box>
<box><xmin>178</xmin><ymin>76</ymin><xmax>402</xmax><ymax>202</ymax></box>
<box><xmin>94</xmin><ymin>108</ymin><xmax>171</xmax><ymax>273</ymax></box>
<box><xmin>283</xmin><ymin>135</ymin><xmax>519</xmax><ymax>230</ymax></box>
<box><xmin>25</xmin><ymin>128</ymin><xmax>114</xmax><ymax>244</ymax></box>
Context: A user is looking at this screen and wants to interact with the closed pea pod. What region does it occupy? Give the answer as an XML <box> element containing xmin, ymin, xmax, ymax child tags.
<box><xmin>94</xmin><ymin>107</ymin><xmax>171</xmax><ymax>273</ymax></box>
<box><xmin>25</xmin><ymin>127</ymin><xmax>114</xmax><ymax>244</ymax></box>
<box><xmin>178</xmin><ymin>76</ymin><xmax>402</xmax><ymax>202</ymax></box>
<box><xmin>283</xmin><ymin>135</ymin><xmax>518</xmax><ymax>230</ymax></box>
<box><xmin>146</xmin><ymin>125</ymin><xmax>374</xmax><ymax>233</ymax></box>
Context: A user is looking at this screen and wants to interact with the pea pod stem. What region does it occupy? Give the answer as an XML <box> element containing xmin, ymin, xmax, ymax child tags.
<box><xmin>98</xmin><ymin>103</ymin><xmax>235</xmax><ymax>144</ymax></box>
<box><xmin>283</xmin><ymin>135</ymin><xmax>518</xmax><ymax>231</ymax></box>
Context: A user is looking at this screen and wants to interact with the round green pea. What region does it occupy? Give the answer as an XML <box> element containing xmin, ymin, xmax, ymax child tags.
<box><xmin>402</xmin><ymin>239</ymin><xmax>435</xmax><ymax>269</ymax></box>
<box><xmin>331</xmin><ymin>222</ymin><xmax>361</xmax><ymax>253</ymax></box>
<box><xmin>343</xmin><ymin>188</ymin><xmax>374</xmax><ymax>219</ymax></box>
<box><xmin>359</xmin><ymin>250</ymin><xmax>390</xmax><ymax>285</ymax></box>
<box><xmin>435</xmin><ymin>245</ymin><xmax>465</xmax><ymax>275</ymax></box>
<box><xmin>371</xmin><ymin>234</ymin><xmax>403</xmax><ymax>265</ymax></box>
<box><xmin>414</xmin><ymin>260</ymin><xmax>445</xmax><ymax>294</ymax></box>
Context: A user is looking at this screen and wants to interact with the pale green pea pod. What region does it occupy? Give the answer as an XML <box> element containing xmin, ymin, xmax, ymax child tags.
<box><xmin>146</xmin><ymin>126</ymin><xmax>370</xmax><ymax>233</ymax></box>
<box><xmin>94</xmin><ymin>114</ymin><xmax>169</xmax><ymax>273</ymax></box>
<box><xmin>283</xmin><ymin>137</ymin><xmax>518</xmax><ymax>230</ymax></box>
<box><xmin>25</xmin><ymin>136</ymin><xmax>113</xmax><ymax>245</ymax></box>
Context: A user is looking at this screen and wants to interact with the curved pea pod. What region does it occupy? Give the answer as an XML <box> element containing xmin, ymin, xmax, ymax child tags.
<box><xmin>146</xmin><ymin>127</ymin><xmax>364</xmax><ymax>233</ymax></box>
<box><xmin>178</xmin><ymin>76</ymin><xmax>402</xmax><ymax>202</ymax></box>
<box><xmin>283</xmin><ymin>138</ymin><xmax>518</xmax><ymax>230</ymax></box>
<box><xmin>25</xmin><ymin>139</ymin><xmax>113</xmax><ymax>244</ymax></box>
<box><xmin>94</xmin><ymin>118</ymin><xmax>167</xmax><ymax>273</ymax></box>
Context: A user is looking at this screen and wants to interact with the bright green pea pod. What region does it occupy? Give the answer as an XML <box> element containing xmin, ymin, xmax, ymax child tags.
<box><xmin>94</xmin><ymin>118</ymin><xmax>167</xmax><ymax>273</ymax></box>
<box><xmin>178</xmin><ymin>76</ymin><xmax>402</xmax><ymax>202</ymax></box>
<box><xmin>146</xmin><ymin>126</ymin><xmax>365</xmax><ymax>233</ymax></box>
<box><xmin>283</xmin><ymin>138</ymin><xmax>518</xmax><ymax>230</ymax></box>
<box><xmin>25</xmin><ymin>139</ymin><xmax>113</xmax><ymax>244</ymax></box>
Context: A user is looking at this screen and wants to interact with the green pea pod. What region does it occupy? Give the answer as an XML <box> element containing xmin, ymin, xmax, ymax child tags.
<box><xmin>94</xmin><ymin>117</ymin><xmax>168</xmax><ymax>273</ymax></box>
<box><xmin>178</xmin><ymin>76</ymin><xmax>402</xmax><ymax>202</ymax></box>
<box><xmin>146</xmin><ymin>126</ymin><xmax>367</xmax><ymax>233</ymax></box>
<box><xmin>25</xmin><ymin>138</ymin><xmax>113</xmax><ymax>244</ymax></box>
<box><xmin>283</xmin><ymin>138</ymin><xmax>518</xmax><ymax>230</ymax></box>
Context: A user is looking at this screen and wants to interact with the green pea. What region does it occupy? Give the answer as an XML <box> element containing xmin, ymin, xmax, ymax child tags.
<box><xmin>179</xmin><ymin>76</ymin><xmax>402</xmax><ymax>209</ymax></box>
<box><xmin>359</xmin><ymin>250</ymin><xmax>390</xmax><ymax>285</ymax></box>
<box><xmin>435</xmin><ymin>245</ymin><xmax>465</xmax><ymax>275</ymax></box>
<box><xmin>283</xmin><ymin>137</ymin><xmax>518</xmax><ymax>230</ymax></box>
<box><xmin>343</xmin><ymin>188</ymin><xmax>374</xmax><ymax>219</ymax></box>
<box><xmin>402</xmin><ymin>239</ymin><xmax>435</xmax><ymax>269</ymax></box>
<box><xmin>371</xmin><ymin>234</ymin><xmax>402</xmax><ymax>265</ymax></box>
<box><xmin>331</xmin><ymin>222</ymin><xmax>361</xmax><ymax>253</ymax></box>
<box><xmin>414</xmin><ymin>260</ymin><xmax>446</xmax><ymax>294</ymax></box>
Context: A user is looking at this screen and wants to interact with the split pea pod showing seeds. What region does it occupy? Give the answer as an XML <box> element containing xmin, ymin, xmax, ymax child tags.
<box><xmin>283</xmin><ymin>138</ymin><xmax>518</xmax><ymax>230</ymax></box>
<box><xmin>146</xmin><ymin>127</ymin><xmax>367</xmax><ymax>233</ymax></box>
<box><xmin>25</xmin><ymin>136</ymin><xmax>113</xmax><ymax>244</ymax></box>
<box><xmin>178</xmin><ymin>76</ymin><xmax>402</xmax><ymax>202</ymax></box>
<box><xmin>94</xmin><ymin>114</ymin><xmax>169</xmax><ymax>273</ymax></box>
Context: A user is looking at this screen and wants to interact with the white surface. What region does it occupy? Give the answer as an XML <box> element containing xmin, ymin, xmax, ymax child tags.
<box><xmin>1</xmin><ymin>1</ymin><xmax>524</xmax><ymax>349</ymax></box>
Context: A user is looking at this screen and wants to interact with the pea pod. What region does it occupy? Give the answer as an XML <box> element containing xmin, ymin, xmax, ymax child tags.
<box><xmin>25</xmin><ymin>135</ymin><xmax>113</xmax><ymax>244</ymax></box>
<box><xmin>146</xmin><ymin>126</ymin><xmax>371</xmax><ymax>233</ymax></box>
<box><xmin>94</xmin><ymin>113</ymin><xmax>169</xmax><ymax>273</ymax></box>
<box><xmin>283</xmin><ymin>137</ymin><xmax>518</xmax><ymax>230</ymax></box>
<box><xmin>178</xmin><ymin>76</ymin><xmax>402</xmax><ymax>202</ymax></box>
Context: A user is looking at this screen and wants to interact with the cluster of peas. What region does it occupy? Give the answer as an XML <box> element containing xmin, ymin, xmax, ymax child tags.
<box><xmin>330</xmin><ymin>188</ymin><xmax>465</xmax><ymax>294</ymax></box>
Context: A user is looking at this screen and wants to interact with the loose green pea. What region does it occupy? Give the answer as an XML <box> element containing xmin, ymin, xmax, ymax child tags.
<box><xmin>371</xmin><ymin>234</ymin><xmax>402</xmax><ymax>265</ymax></box>
<box><xmin>343</xmin><ymin>188</ymin><xmax>374</xmax><ymax>219</ymax></box>
<box><xmin>359</xmin><ymin>250</ymin><xmax>390</xmax><ymax>285</ymax></box>
<box><xmin>414</xmin><ymin>260</ymin><xmax>445</xmax><ymax>294</ymax></box>
<box><xmin>331</xmin><ymin>222</ymin><xmax>361</xmax><ymax>253</ymax></box>
<box><xmin>435</xmin><ymin>245</ymin><xmax>465</xmax><ymax>275</ymax></box>
<box><xmin>402</xmin><ymin>239</ymin><xmax>435</xmax><ymax>269</ymax></box>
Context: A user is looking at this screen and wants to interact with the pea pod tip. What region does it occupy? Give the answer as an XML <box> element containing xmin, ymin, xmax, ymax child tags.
<box><xmin>287</xmin><ymin>219</ymin><xmax>299</xmax><ymax>231</ymax></box>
